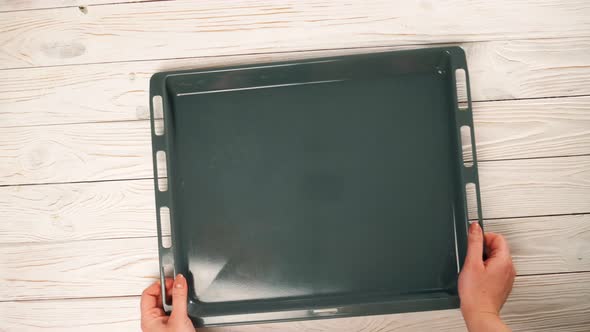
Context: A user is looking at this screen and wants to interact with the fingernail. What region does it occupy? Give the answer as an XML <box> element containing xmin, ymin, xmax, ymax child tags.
<box><xmin>469</xmin><ymin>222</ymin><xmax>480</xmax><ymax>234</ymax></box>
<box><xmin>175</xmin><ymin>274</ymin><xmax>184</xmax><ymax>288</ymax></box>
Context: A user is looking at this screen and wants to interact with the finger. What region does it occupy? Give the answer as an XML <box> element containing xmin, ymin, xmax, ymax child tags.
<box><xmin>484</xmin><ymin>232</ymin><xmax>511</xmax><ymax>259</ymax></box>
<box><xmin>464</xmin><ymin>222</ymin><xmax>484</xmax><ymax>267</ymax></box>
<box><xmin>170</xmin><ymin>274</ymin><xmax>188</xmax><ymax>320</ymax></box>
<box><xmin>140</xmin><ymin>281</ymin><xmax>161</xmax><ymax>316</ymax></box>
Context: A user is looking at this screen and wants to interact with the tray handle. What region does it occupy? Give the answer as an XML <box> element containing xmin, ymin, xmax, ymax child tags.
<box><xmin>150</xmin><ymin>86</ymin><xmax>176</xmax><ymax>313</ymax></box>
<box><xmin>448</xmin><ymin>49</ymin><xmax>483</xmax><ymax>229</ymax></box>
<box><xmin>447</xmin><ymin>48</ymin><xmax>484</xmax><ymax>266</ymax></box>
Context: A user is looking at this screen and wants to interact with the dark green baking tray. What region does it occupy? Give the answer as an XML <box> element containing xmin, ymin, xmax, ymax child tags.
<box><xmin>149</xmin><ymin>46</ymin><xmax>482</xmax><ymax>327</ymax></box>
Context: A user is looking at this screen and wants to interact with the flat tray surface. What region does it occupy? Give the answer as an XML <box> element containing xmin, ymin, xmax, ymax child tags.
<box><xmin>150</xmin><ymin>47</ymin><xmax>481</xmax><ymax>326</ymax></box>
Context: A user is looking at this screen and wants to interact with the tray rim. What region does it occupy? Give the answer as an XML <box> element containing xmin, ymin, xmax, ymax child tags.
<box><xmin>148</xmin><ymin>46</ymin><xmax>483</xmax><ymax>327</ymax></box>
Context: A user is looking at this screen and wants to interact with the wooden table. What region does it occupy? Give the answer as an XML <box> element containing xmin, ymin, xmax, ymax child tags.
<box><xmin>1</xmin><ymin>1</ymin><xmax>589</xmax><ymax>331</ymax></box>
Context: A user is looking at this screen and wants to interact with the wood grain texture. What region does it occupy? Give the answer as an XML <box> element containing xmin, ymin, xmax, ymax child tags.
<box><xmin>469</xmin><ymin>96</ymin><xmax>590</xmax><ymax>162</ymax></box>
<box><xmin>476</xmin><ymin>156</ymin><xmax>590</xmax><ymax>219</ymax></box>
<box><xmin>1</xmin><ymin>273</ymin><xmax>589</xmax><ymax>331</ymax></box>
<box><xmin>465</xmin><ymin>37</ymin><xmax>590</xmax><ymax>101</ymax></box>
<box><xmin>0</xmin><ymin>297</ymin><xmax>141</xmax><ymax>332</ymax></box>
<box><xmin>1</xmin><ymin>0</ymin><xmax>590</xmax><ymax>69</ymax></box>
<box><xmin>1</xmin><ymin>155</ymin><xmax>589</xmax><ymax>244</ymax></box>
<box><xmin>0</xmin><ymin>180</ymin><xmax>157</xmax><ymax>243</ymax></box>
<box><xmin>0</xmin><ymin>236</ymin><xmax>160</xmax><ymax>300</ymax></box>
<box><xmin>1</xmin><ymin>38</ymin><xmax>590</xmax><ymax>128</ymax></box>
<box><xmin>485</xmin><ymin>214</ymin><xmax>590</xmax><ymax>275</ymax></box>
<box><xmin>0</xmin><ymin>121</ymin><xmax>154</xmax><ymax>185</ymax></box>
<box><xmin>2</xmin><ymin>96</ymin><xmax>589</xmax><ymax>186</ymax></box>
<box><xmin>1</xmin><ymin>213</ymin><xmax>589</xmax><ymax>300</ymax></box>
<box><xmin>0</xmin><ymin>0</ymin><xmax>154</xmax><ymax>12</ymax></box>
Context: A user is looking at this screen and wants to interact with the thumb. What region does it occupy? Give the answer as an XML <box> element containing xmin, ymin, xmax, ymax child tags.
<box><xmin>464</xmin><ymin>222</ymin><xmax>484</xmax><ymax>267</ymax></box>
<box><xmin>170</xmin><ymin>274</ymin><xmax>188</xmax><ymax>320</ymax></box>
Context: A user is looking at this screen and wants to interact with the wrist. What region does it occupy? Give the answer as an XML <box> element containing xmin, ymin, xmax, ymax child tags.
<box><xmin>463</xmin><ymin>311</ymin><xmax>509</xmax><ymax>332</ymax></box>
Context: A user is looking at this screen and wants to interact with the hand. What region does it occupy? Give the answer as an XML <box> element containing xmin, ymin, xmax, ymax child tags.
<box><xmin>458</xmin><ymin>222</ymin><xmax>516</xmax><ymax>332</ymax></box>
<box><xmin>141</xmin><ymin>274</ymin><xmax>195</xmax><ymax>332</ymax></box>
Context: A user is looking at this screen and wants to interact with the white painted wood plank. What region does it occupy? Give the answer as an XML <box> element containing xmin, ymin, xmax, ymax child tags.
<box><xmin>500</xmin><ymin>273</ymin><xmax>590</xmax><ymax>332</ymax></box>
<box><xmin>0</xmin><ymin>180</ymin><xmax>157</xmax><ymax>243</ymax></box>
<box><xmin>465</xmin><ymin>38</ymin><xmax>590</xmax><ymax>100</ymax></box>
<box><xmin>1</xmin><ymin>0</ymin><xmax>589</xmax><ymax>69</ymax></box>
<box><xmin>2</xmin><ymin>96</ymin><xmax>589</xmax><ymax>186</ymax></box>
<box><xmin>476</xmin><ymin>156</ymin><xmax>590</xmax><ymax>219</ymax></box>
<box><xmin>470</xmin><ymin>96</ymin><xmax>590</xmax><ymax>162</ymax></box>
<box><xmin>0</xmin><ymin>237</ymin><xmax>159</xmax><ymax>300</ymax></box>
<box><xmin>465</xmin><ymin>37</ymin><xmax>590</xmax><ymax>102</ymax></box>
<box><xmin>1</xmin><ymin>213</ymin><xmax>589</xmax><ymax>300</ymax></box>
<box><xmin>1</xmin><ymin>38</ymin><xmax>590</xmax><ymax>128</ymax></box>
<box><xmin>0</xmin><ymin>121</ymin><xmax>154</xmax><ymax>186</ymax></box>
<box><xmin>1</xmin><ymin>156</ymin><xmax>589</xmax><ymax>244</ymax></box>
<box><xmin>0</xmin><ymin>297</ymin><xmax>141</xmax><ymax>332</ymax></box>
<box><xmin>0</xmin><ymin>236</ymin><xmax>160</xmax><ymax>300</ymax></box>
<box><xmin>485</xmin><ymin>215</ymin><xmax>590</xmax><ymax>276</ymax></box>
<box><xmin>0</xmin><ymin>0</ymin><xmax>154</xmax><ymax>12</ymax></box>
<box><xmin>1</xmin><ymin>273</ymin><xmax>589</xmax><ymax>331</ymax></box>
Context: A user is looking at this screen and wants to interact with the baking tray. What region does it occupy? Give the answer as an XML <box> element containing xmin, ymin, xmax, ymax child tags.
<box><xmin>149</xmin><ymin>46</ymin><xmax>482</xmax><ymax>327</ymax></box>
